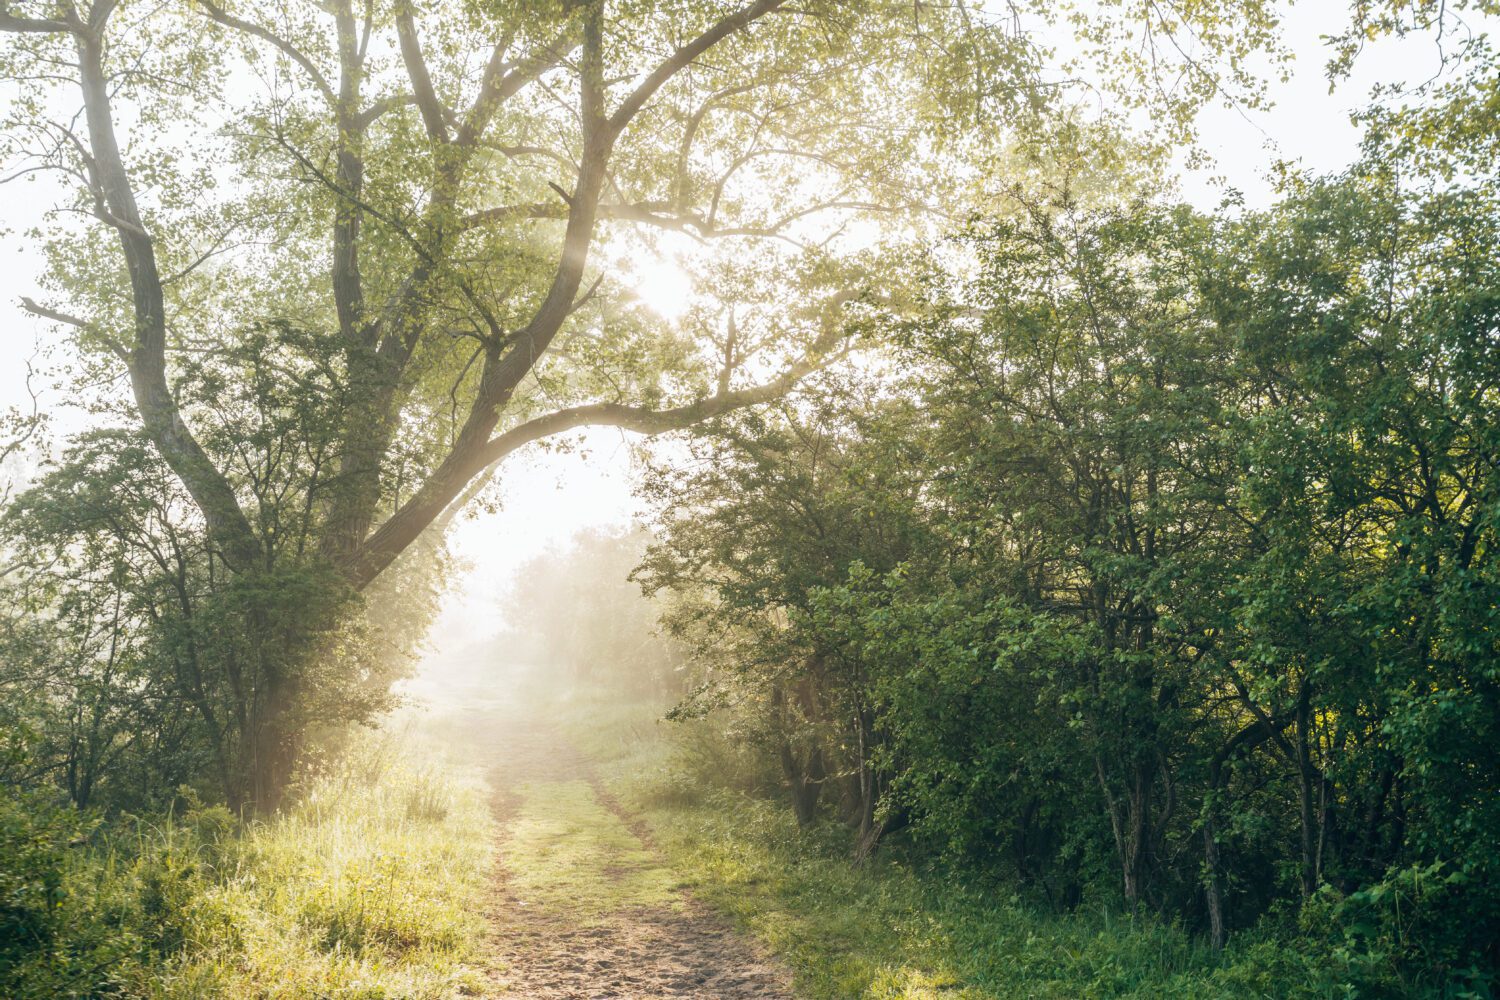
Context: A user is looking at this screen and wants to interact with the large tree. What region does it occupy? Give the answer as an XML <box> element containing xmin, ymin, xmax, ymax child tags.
<box><xmin>0</xmin><ymin>0</ymin><xmax>1298</xmax><ymax>806</ymax></box>
<box><xmin>0</xmin><ymin>1</ymin><xmax>986</xmax><ymax>582</ymax></box>
<box><xmin>0</xmin><ymin>0</ymin><xmax>1027</xmax><ymax>804</ymax></box>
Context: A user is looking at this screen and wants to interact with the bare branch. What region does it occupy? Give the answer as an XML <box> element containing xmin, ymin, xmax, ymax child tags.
<box><xmin>19</xmin><ymin>295</ymin><xmax>129</xmax><ymax>361</ymax></box>
<box><xmin>354</xmin><ymin>93</ymin><xmax>419</xmax><ymax>131</ymax></box>
<box><xmin>20</xmin><ymin>295</ymin><xmax>89</xmax><ymax>329</ymax></box>
<box><xmin>0</xmin><ymin>3</ymin><xmax>75</xmax><ymax>33</ymax></box>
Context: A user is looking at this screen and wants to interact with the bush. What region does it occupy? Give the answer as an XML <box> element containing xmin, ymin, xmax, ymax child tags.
<box><xmin>0</xmin><ymin>789</ymin><xmax>126</xmax><ymax>998</ymax></box>
<box><xmin>1286</xmin><ymin>865</ymin><xmax>1498</xmax><ymax>999</ymax></box>
<box><xmin>0</xmin><ymin>787</ymin><xmax>238</xmax><ymax>999</ymax></box>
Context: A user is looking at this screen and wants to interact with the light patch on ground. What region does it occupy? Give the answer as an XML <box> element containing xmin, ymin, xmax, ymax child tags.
<box><xmin>501</xmin><ymin>778</ymin><xmax>681</xmax><ymax>922</ymax></box>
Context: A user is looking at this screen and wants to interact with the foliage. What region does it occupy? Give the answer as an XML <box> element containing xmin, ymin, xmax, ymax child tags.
<box><xmin>570</xmin><ymin>691</ymin><xmax>1456</xmax><ymax>1000</ymax></box>
<box><xmin>0</xmin><ymin>736</ymin><xmax>493</xmax><ymax>1000</ymax></box>
<box><xmin>0</xmin><ymin>788</ymin><xmax>139</xmax><ymax>999</ymax></box>
<box><xmin>641</xmin><ymin>171</ymin><xmax>1500</xmax><ymax>988</ymax></box>
<box><xmin>1</xmin><ymin>406</ymin><xmax>421</xmax><ymax>810</ymax></box>
<box><xmin>1</xmin><ymin>0</ymin><xmax>1497</xmax><ymax>990</ymax></box>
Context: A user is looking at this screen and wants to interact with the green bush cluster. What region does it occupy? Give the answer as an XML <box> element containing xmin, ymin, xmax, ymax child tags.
<box><xmin>637</xmin><ymin>172</ymin><xmax>1500</xmax><ymax>993</ymax></box>
<box><xmin>0</xmin><ymin>787</ymin><xmax>234</xmax><ymax>999</ymax></box>
<box><xmin>603</xmin><ymin>722</ymin><xmax>1483</xmax><ymax>1000</ymax></box>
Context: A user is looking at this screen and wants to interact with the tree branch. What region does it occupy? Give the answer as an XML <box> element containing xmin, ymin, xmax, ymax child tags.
<box><xmin>483</xmin><ymin>299</ymin><xmax>850</xmax><ymax>467</ymax></box>
<box><xmin>354</xmin><ymin>93</ymin><xmax>419</xmax><ymax>131</ymax></box>
<box><xmin>338</xmin><ymin>0</ymin><xmax>810</xmax><ymax>587</ymax></box>
<box><xmin>19</xmin><ymin>295</ymin><xmax>129</xmax><ymax>361</ymax></box>
<box><xmin>607</xmin><ymin>0</ymin><xmax>786</xmax><ymax>137</ymax></box>
<box><xmin>454</xmin><ymin>20</ymin><xmax>580</xmax><ymax>150</ymax></box>
<box><xmin>72</xmin><ymin>21</ymin><xmax>262</xmax><ymax>570</ymax></box>
<box><xmin>0</xmin><ymin>3</ymin><xmax>75</xmax><ymax>33</ymax></box>
<box><xmin>394</xmin><ymin>7</ymin><xmax>449</xmax><ymax>142</ymax></box>
<box><xmin>197</xmin><ymin>0</ymin><xmax>336</xmax><ymax>107</ymax></box>
<box><xmin>345</xmin><ymin>290</ymin><xmax>852</xmax><ymax>590</ymax></box>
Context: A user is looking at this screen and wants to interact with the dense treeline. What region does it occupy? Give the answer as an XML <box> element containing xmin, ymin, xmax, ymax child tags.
<box><xmin>639</xmin><ymin>172</ymin><xmax>1500</xmax><ymax>990</ymax></box>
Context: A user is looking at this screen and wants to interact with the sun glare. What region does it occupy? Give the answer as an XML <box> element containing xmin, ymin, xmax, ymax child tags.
<box><xmin>623</xmin><ymin>251</ymin><xmax>695</xmax><ymax>323</ymax></box>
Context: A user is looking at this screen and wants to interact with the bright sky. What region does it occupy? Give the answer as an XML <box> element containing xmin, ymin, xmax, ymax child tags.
<box><xmin>0</xmin><ymin>5</ymin><xmax>1477</xmax><ymax>652</ymax></box>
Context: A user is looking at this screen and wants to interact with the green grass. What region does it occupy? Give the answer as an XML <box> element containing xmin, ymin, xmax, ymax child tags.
<box><xmin>638</xmin><ymin>792</ymin><xmax>1327</xmax><ymax>1000</ymax></box>
<box><xmin>0</xmin><ymin>732</ymin><xmax>498</xmax><ymax>1000</ymax></box>
<box><xmin>1</xmin><ymin>685</ymin><xmax>1421</xmax><ymax>999</ymax></box>
<box><xmin>157</xmin><ymin>736</ymin><xmax>496</xmax><ymax>999</ymax></box>
<box><xmin>557</xmin><ymin>691</ymin><xmax>1340</xmax><ymax>1000</ymax></box>
<box><xmin>501</xmin><ymin>778</ymin><xmax>681</xmax><ymax>921</ymax></box>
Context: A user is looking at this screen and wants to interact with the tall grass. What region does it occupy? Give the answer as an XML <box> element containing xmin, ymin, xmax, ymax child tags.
<box><xmin>157</xmin><ymin>736</ymin><xmax>495</xmax><ymax>999</ymax></box>
<box><xmin>1</xmin><ymin>733</ymin><xmax>496</xmax><ymax>1000</ymax></box>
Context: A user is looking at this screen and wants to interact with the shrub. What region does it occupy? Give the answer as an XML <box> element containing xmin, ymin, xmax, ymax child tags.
<box><xmin>0</xmin><ymin>737</ymin><xmax>493</xmax><ymax>999</ymax></box>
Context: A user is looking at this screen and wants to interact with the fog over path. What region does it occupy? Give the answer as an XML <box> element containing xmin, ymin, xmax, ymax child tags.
<box><xmin>402</xmin><ymin>648</ymin><xmax>792</xmax><ymax>1000</ymax></box>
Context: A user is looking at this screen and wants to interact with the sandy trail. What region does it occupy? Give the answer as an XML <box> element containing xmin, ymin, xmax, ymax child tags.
<box><xmin>458</xmin><ymin>704</ymin><xmax>794</xmax><ymax>1000</ymax></box>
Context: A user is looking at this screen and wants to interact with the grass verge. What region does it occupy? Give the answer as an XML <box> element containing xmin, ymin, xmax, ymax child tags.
<box><xmin>562</xmin><ymin>692</ymin><xmax>1347</xmax><ymax>1000</ymax></box>
<box><xmin>1</xmin><ymin>731</ymin><xmax>496</xmax><ymax>1000</ymax></box>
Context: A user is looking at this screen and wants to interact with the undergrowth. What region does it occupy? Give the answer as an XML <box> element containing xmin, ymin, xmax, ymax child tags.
<box><xmin>562</xmin><ymin>691</ymin><xmax>1469</xmax><ymax>1000</ymax></box>
<box><xmin>0</xmin><ymin>733</ymin><xmax>494</xmax><ymax>999</ymax></box>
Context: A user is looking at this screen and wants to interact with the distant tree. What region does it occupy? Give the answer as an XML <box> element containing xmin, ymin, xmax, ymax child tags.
<box><xmin>502</xmin><ymin>526</ymin><xmax>679</xmax><ymax>697</ymax></box>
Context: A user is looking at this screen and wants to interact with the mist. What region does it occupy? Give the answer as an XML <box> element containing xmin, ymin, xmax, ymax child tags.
<box><xmin>4</xmin><ymin>1</ymin><xmax>1499</xmax><ymax>997</ymax></box>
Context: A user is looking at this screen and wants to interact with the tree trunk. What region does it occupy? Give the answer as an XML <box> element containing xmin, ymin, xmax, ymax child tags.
<box><xmin>771</xmin><ymin>679</ymin><xmax>826</xmax><ymax>827</ymax></box>
<box><xmin>320</xmin><ymin>349</ymin><xmax>404</xmax><ymax>562</ymax></box>
<box><xmin>246</xmin><ymin>668</ymin><xmax>298</xmax><ymax>814</ymax></box>
<box><xmin>1296</xmin><ymin>695</ymin><xmax>1319</xmax><ymax>899</ymax></box>
<box><xmin>850</xmin><ymin>703</ymin><xmax>886</xmax><ymax>864</ymax></box>
<box><xmin>1122</xmin><ymin>761</ymin><xmax>1151</xmax><ymax>908</ymax></box>
<box><xmin>1203</xmin><ymin>810</ymin><xmax>1226</xmax><ymax>951</ymax></box>
<box><xmin>780</xmin><ymin>740</ymin><xmax>825</xmax><ymax>827</ymax></box>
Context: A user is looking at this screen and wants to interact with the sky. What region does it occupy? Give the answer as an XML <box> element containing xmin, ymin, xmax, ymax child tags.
<box><xmin>0</xmin><ymin>4</ymin><xmax>1478</xmax><ymax>653</ymax></box>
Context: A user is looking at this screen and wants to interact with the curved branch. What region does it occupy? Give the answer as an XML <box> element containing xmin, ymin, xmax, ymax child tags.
<box><xmin>673</xmin><ymin>81</ymin><xmax>763</xmax><ymax>209</ymax></box>
<box><xmin>607</xmin><ymin>0</ymin><xmax>787</xmax><ymax>136</ymax></box>
<box><xmin>345</xmin><ymin>300</ymin><xmax>851</xmax><ymax>590</ymax></box>
<box><xmin>73</xmin><ymin>23</ymin><xmax>261</xmax><ymax>570</ymax></box>
<box><xmin>20</xmin><ymin>295</ymin><xmax>128</xmax><ymax>361</ymax></box>
<box><xmin>197</xmin><ymin>1</ymin><xmax>336</xmax><ymax>107</ymax></box>
<box><xmin>479</xmin><ymin>341</ymin><xmax>845</xmax><ymax>465</ymax></box>
<box><xmin>354</xmin><ymin>93</ymin><xmax>419</xmax><ymax>131</ymax></box>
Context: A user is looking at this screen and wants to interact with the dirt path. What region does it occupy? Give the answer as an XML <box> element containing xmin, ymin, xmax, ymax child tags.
<box><xmin>461</xmin><ymin>707</ymin><xmax>795</xmax><ymax>1000</ymax></box>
